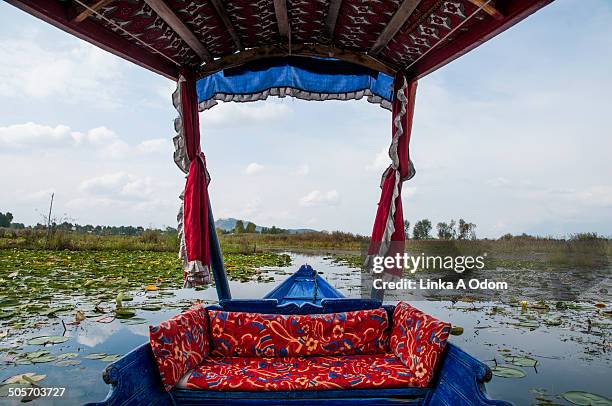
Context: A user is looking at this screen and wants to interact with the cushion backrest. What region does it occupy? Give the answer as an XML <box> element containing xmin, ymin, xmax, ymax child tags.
<box><xmin>208</xmin><ymin>308</ymin><xmax>389</xmax><ymax>358</ymax></box>
<box><xmin>149</xmin><ymin>304</ymin><xmax>209</xmax><ymax>391</ymax></box>
<box><xmin>390</xmin><ymin>302</ymin><xmax>451</xmax><ymax>387</ymax></box>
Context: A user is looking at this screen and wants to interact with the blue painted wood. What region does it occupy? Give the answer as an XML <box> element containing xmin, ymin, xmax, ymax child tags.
<box><xmin>207</xmin><ymin>198</ymin><xmax>231</xmax><ymax>300</ymax></box>
<box><xmin>264</xmin><ymin>264</ymin><xmax>343</xmax><ymax>305</ymax></box>
<box><xmin>84</xmin><ymin>343</ymin><xmax>170</xmax><ymax>406</ymax></box>
<box><xmin>171</xmin><ymin>387</ymin><xmax>427</xmax><ymax>403</ymax></box>
<box><xmin>424</xmin><ymin>344</ymin><xmax>512</xmax><ymax>406</ymax></box>
<box><xmin>87</xmin><ymin>266</ymin><xmax>513</xmax><ymax>406</ymax></box>
<box><xmin>213</xmin><ymin>298</ymin><xmax>383</xmax><ymax>315</ymax></box>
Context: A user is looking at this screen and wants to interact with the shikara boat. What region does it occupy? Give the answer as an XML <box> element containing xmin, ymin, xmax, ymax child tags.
<box><xmin>85</xmin><ymin>265</ymin><xmax>510</xmax><ymax>405</ymax></box>
<box><xmin>4</xmin><ymin>0</ymin><xmax>554</xmax><ymax>404</ymax></box>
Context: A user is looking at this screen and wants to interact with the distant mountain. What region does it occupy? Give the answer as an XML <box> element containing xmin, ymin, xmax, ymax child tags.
<box><xmin>214</xmin><ymin>218</ymin><xmax>316</xmax><ymax>234</ymax></box>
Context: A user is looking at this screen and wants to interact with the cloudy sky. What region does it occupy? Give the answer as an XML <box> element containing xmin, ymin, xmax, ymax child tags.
<box><xmin>1</xmin><ymin>0</ymin><xmax>611</xmax><ymax>238</ymax></box>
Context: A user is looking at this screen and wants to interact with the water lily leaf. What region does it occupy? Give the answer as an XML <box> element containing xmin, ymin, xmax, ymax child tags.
<box><xmin>594</xmin><ymin>303</ymin><xmax>606</xmax><ymax>309</ymax></box>
<box><xmin>75</xmin><ymin>310</ymin><xmax>86</xmax><ymax>322</ymax></box>
<box><xmin>24</xmin><ymin>349</ymin><xmax>50</xmax><ymax>359</ymax></box>
<box><xmin>561</xmin><ymin>391</ymin><xmax>612</xmax><ymax>405</ymax></box>
<box><xmin>450</xmin><ymin>326</ymin><xmax>464</xmax><ymax>336</ymax></box>
<box><xmin>116</xmin><ymin>292</ymin><xmax>124</xmax><ymax>308</ymax></box>
<box><xmin>56</xmin><ymin>352</ymin><xmax>78</xmax><ymax>360</ymax></box>
<box><xmin>28</xmin><ymin>336</ymin><xmax>68</xmax><ymax>345</ymax></box>
<box><xmin>505</xmin><ymin>356</ymin><xmax>537</xmax><ymax>367</ymax></box>
<box><xmin>517</xmin><ymin>320</ymin><xmax>540</xmax><ymax>329</ymax></box>
<box><xmin>84</xmin><ymin>353</ymin><xmax>107</xmax><ymax>360</ymax></box>
<box><xmin>491</xmin><ymin>365</ymin><xmax>527</xmax><ymax>378</ymax></box>
<box><xmin>31</xmin><ymin>355</ymin><xmax>57</xmax><ymax>363</ymax></box>
<box><xmin>115</xmin><ymin>308</ymin><xmax>136</xmax><ymax>319</ymax></box>
<box><xmin>56</xmin><ymin>360</ymin><xmax>81</xmax><ymax>367</ymax></box>
<box><xmin>120</xmin><ymin>317</ymin><xmax>147</xmax><ymax>325</ymax></box>
<box><xmin>101</xmin><ymin>354</ymin><xmax>121</xmax><ymax>362</ymax></box>
<box><xmin>3</xmin><ymin>373</ymin><xmax>45</xmax><ymax>384</ymax></box>
<box><xmin>140</xmin><ymin>304</ymin><xmax>162</xmax><ymax>311</ymax></box>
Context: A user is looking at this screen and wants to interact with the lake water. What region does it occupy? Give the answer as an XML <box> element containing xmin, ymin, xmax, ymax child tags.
<box><xmin>0</xmin><ymin>253</ymin><xmax>610</xmax><ymax>405</ymax></box>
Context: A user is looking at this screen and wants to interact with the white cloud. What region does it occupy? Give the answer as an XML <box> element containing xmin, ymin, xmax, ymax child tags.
<box><xmin>0</xmin><ymin>122</ymin><xmax>166</xmax><ymax>159</ymax></box>
<box><xmin>296</xmin><ymin>164</ymin><xmax>310</xmax><ymax>176</ymax></box>
<box><xmin>299</xmin><ymin>190</ymin><xmax>340</xmax><ymax>207</ymax></box>
<box><xmin>244</xmin><ymin>162</ymin><xmax>264</xmax><ymax>175</ymax></box>
<box><xmin>0</xmin><ymin>122</ymin><xmax>76</xmax><ymax>149</ymax></box>
<box><xmin>366</xmin><ymin>147</ymin><xmax>390</xmax><ymax>172</ymax></box>
<box><xmin>203</xmin><ymin>102</ymin><xmax>292</xmax><ymax>128</ymax></box>
<box><xmin>0</xmin><ymin>38</ymin><xmax>122</xmax><ymax>107</ymax></box>
<box><xmin>16</xmin><ymin>188</ymin><xmax>56</xmax><ymax>203</ymax></box>
<box><xmin>80</xmin><ymin>126</ymin><xmax>129</xmax><ymax>159</ymax></box>
<box><xmin>487</xmin><ymin>177</ymin><xmax>511</xmax><ymax>188</ymax></box>
<box><xmin>136</xmin><ymin>138</ymin><xmax>171</xmax><ymax>154</ymax></box>
<box><xmin>79</xmin><ymin>172</ymin><xmax>154</xmax><ymax>200</ymax></box>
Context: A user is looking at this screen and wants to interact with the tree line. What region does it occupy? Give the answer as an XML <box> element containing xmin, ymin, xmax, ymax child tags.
<box><xmin>224</xmin><ymin>220</ymin><xmax>287</xmax><ymax>235</ymax></box>
<box><xmin>404</xmin><ymin>218</ymin><xmax>477</xmax><ymax>240</ymax></box>
<box><xmin>0</xmin><ymin>212</ymin><xmax>175</xmax><ymax>236</ymax></box>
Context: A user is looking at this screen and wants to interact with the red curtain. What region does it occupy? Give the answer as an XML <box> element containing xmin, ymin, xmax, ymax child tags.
<box><xmin>179</xmin><ymin>71</ymin><xmax>211</xmax><ymax>287</ymax></box>
<box><xmin>368</xmin><ymin>76</ymin><xmax>418</xmax><ymax>277</ymax></box>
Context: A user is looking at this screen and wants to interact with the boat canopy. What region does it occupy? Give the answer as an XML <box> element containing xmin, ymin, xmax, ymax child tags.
<box><xmin>196</xmin><ymin>57</ymin><xmax>395</xmax><ymax>111</ymax></box>
<box><xmin>6</xmin><ymin>0</ymin><xmax>554</xmax><ymax>299</ymax></box>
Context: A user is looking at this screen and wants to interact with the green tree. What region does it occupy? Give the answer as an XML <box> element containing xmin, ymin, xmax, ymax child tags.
<box><xmin>0</xmin><ymin>212</ymin><xmax>13</xmax><ymax>227</ymax></box>
<box><xmin>457</xmin><ymin>219</ymin><xmax>477</xmax><ymax>240</ymax></box>
<box><xmin>412</xmin><ymin>219</ymin><xmax>432</xmax><ymax>240</ymax></box>
<box><xmin>403</xmin><ymin>220</ymin><xmax>410</xmax><ymax>235</ymax></box>
<box><xmin>436</xmin><ymin>220</ymin><xmax>456</xmax><ymax>240</ymax></box>
<box><xmin>245</xmin><ymin>222</ymin><xmax>257</xmax><ymax>233</ymax></box>
<box><xmin>234</xmin><ymin>220</ymin><xmax>245</xmax><ymax>234</ymax></box>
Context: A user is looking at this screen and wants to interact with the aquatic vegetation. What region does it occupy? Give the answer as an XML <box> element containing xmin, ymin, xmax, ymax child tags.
<box><xmin>0</xmin><ymin>248</ymin><xmax>292</xmax><ymax>331</ymax></box>
<box><xmin>561</xmin><ymin>391</ymin><xmax>612</xmax><ymax>406</ymax></box>
<box><xmin>491</xmin><ymin>365</ymin><xmax>527</xmax><ymax>378</ymax></box>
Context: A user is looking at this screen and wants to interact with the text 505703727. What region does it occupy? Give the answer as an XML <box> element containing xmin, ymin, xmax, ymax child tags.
<box><xmin>7</xmin><ymin>387</ymin><xmax>66</xmax><ymax>398</ymax></box>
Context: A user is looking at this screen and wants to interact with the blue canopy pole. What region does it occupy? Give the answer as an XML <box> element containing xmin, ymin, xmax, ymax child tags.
<box><xmin>207</xmin><ymin>198</ymin><xmax>231</xmax><ymax>300</ymax></box>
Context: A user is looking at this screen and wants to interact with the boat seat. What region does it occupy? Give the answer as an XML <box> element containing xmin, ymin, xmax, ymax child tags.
<box><xmin>178</xmin><ymin>353</ymin><xmax>419</xmax><ymax>391</ymax></box>
<box><xmin>149</xmin><ymin>302</ymin><xmax>451</xmax><ymax>393</ymax></box>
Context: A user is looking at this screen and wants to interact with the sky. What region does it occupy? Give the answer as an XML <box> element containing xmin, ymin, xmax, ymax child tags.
<box><xmin>0</xmin><ymin>0</ymin><xmax>611</xmax><ymax>238</ymax></box>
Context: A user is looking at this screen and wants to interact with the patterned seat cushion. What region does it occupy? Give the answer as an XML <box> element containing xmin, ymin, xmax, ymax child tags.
<box><xmin>390</xmin><ymin>302</ymin><xmax>451</xmax><ymax>387</ymax></box>
<box><xmin>149</xmin><ymin>304</ymin><xmax>210</xmax><ymax>391</ymax></box>
<box><xmin>184</xmin><ymin>353</ymin><xmax>419</xmax><ymax>391</ymax></box>
<box><xmin>207</xmin><ymin>308</ymin><xmax>389</xmax><ymax>358</ymax></box>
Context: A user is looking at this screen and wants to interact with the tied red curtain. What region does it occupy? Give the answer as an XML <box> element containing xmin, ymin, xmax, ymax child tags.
<box><xmin>175</xmin><ymin>71</ymin><xmax>211</xmax><ymax>288</ymax></box>
<box><xmin>368</xmin><ymin>76</ymin><xmax>417</xmax><ymax>279</ymax></box>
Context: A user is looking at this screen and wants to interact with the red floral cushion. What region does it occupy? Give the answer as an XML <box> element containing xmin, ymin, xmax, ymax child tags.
<box><xmin>390</xmin><ymin>302</ymin><xmax>451</xmax><ymax>387</ymax></box>
<box><xmin>208</xmin><ymin>308</ymin><xmax>389</xmax><ymax>358</ymax></box>
<box><xmin>184</xmin><ymin>353</ymin><xmax>418</xmax><ymax>391</ymax></box>
<box><xmin>149</xmin><ymin>304</ymin><xmax>210</xmax><ymax>391</ymax></box>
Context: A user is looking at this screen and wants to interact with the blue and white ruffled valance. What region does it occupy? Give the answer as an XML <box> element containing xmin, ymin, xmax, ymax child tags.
<box><xmin>196</xmin><ymin>57</ymin><xmax>395</xmax><ymax>112</ymax></box>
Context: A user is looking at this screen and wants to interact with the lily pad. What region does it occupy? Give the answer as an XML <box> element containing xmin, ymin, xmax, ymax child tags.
<box><xmin>56</xmin><ymin>352</ymin><xmax>78</xmax><ymax>360</ymax></box>
<box><xmin>115</xmin><ymin>308</ymin><xmax>136</xmax><ymax>319</ymax></box>
<box><xmin>101</xmin><ymin>354</ymin><xmax>121</xmax><ymax>362</ymax></box>
<box><xmin>561</xmin><ymin>391</ymin><xmax>612</xmax><ymax>406</ymax></box>
<box><xmin>28</xmin><ymin>335</ymin><xmax>69</xmax><ymax>345</ymax></box>
<box><xmin>3</xmin><ymin>373</ymin><xmax>46</xmax><ymax>384</ymax></box>
<box><xmin>56</xmin><ymin>359</ymin><xmax>81</xmax><ymax>367</ymax></box>
<box><xmin>505</xmin><ymin>356</ymin><xmax>538</xmax><ymax>367</ymax></box>
<box><xmin>450</xmin><ymin>326</ymin><xmax>464</xmax><ymax>336</ymax></box>
<box><xmin>31</xmin><ymin>355</ymin><xmax>57</xmax><ymax>363</ymax></box>
<box><xmin>517</xmin><ymin>320</ymin><xmax>540</xmax><ymax>329</ymax></box>
<box><xmin>84</xmin><ymin>353</ymin><xmax>107</xmax><ymax>360</ymax></box>
<box><xmin>491</xmin><ymin>365</ymin><xmax>527</xmax><ymax>378</ymax></box>
<box><xmin>24</xmin><ymin>349</ymin><xmax>50</xmax><ymax>359</ymax></box>
<box><xmin>140</xmin><ymin>304</ymin><xmax>162</xmax><ymax>311</ymax></box>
